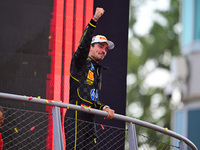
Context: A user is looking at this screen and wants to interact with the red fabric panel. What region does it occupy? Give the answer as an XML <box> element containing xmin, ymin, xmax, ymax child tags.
<box><xmin>84</xmin><ymin>0</ymin><xmax>94</xmax><ymax>27</ymax></box>
<box><xmin>74</xmin><ymin>0</ymin><xmax>84</xmax><ymax>52</ymax></box>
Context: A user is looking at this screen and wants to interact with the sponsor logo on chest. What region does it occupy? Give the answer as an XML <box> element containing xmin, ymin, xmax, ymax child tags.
<box><xmin>86</xmin><ymin>70</ymin><xmax>94</xmax><ymax>85</ymax></box>
<box><xmin>90</xmin><ymin>89</ymin><xmax>98</xmax><ymax>101</ymax></box>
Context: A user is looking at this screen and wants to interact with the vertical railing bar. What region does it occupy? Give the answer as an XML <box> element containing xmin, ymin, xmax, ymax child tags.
<box><xmin>179</xmin><ymin>140</ymin><xmax>186</xmax><ymax>150</ymax></box>
<box><xmin>57</xmin><ymin>107</ymin><xmax>64</xmax><ymax>150</ymax></box>
<box><xmin>128</xmin><ymin>122</ymin><xmax>138</xmax><ymax>150</ymax></box>
<box><xmin>52</xmin><ymin>106</ymin><xmax>64</xmax><ymax>150</ymax></box>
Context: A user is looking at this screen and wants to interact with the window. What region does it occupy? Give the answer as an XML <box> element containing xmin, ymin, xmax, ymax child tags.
<box><xmin>194</xmin><ymin>0</ymin><xmax>200</xmax><ymax>40</ymax></box>
<box><xmin>173</xmin><ymin>110</ymin><xmax>186</xmax><ymax>147</ymax></box>
<box><xmin>188</xmin><ymin>109</ymin><xmax>200</xmax><ymax>149</ymax></box>
<box><xmin>181</xmin><ymin>0</ymin><xmax>200</xmax><ymax>55</ymax></box>
<box><xmin>182</xmin><ymin>0</ymin><xmax>194</xmax><ymax>46</ymax></box>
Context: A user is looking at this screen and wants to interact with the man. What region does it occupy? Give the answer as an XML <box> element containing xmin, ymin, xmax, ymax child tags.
<box><xmin>64</xmin><ymin>7</ymin><xmax>115</xmax><ymax>150</ymax></box>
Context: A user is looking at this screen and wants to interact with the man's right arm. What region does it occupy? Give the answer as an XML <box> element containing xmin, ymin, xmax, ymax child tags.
<box><xmin>73</xmin><ymin>8</ymin><xmax>105</xmax><ymax>64</ymax></box>
<box><xmin>74</xmin><ymin>19</ymin><xmax>97</xmax><ymax>61</ymax></box>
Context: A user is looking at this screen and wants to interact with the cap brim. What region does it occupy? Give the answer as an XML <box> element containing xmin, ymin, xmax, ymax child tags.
<box><xmin>105</xmin><ymin>40</ymin><xmax>115</xmax><ymax>50</ymax></box>
<box><xmin>91</xmin><ymin>39</ymin><xmax>115</xmax><ymax>50</ymax></box>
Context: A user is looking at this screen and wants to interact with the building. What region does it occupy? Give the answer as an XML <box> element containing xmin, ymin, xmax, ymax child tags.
<box><xmin>171</xmin><ymin>0</ymin><xmax>200</xmax><ymax>148</ymax></box>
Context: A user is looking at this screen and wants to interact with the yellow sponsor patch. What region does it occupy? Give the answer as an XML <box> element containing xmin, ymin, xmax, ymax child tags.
<box><xmin>87</xmin><ymin>70</ymin><xmax>94</xmax><ymax>81</ymax></box>
<box><xmin>86</xmin><ymin>70</ymin><xmax>94</xmax><ymax>85</ymax></box>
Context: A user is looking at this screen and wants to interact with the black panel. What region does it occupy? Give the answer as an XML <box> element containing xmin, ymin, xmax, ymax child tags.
<box><xmin>94</xmin><ymin>0</ymin><xmax>129</xmax><ymax>125</ymax></box>
<box><xmin>0</xmin><ymin>0</ymin><xmax>53</xmax><ymax>149</ymax></box>
<box><xmin>0</xmin><ymin>0</ymin><xmax>53</xmax><ymax>108</ymax></box>
<box><xmin>94</xmin><ymin>1</ymin><xmax>129</xmax><ymax>148</ymax></box>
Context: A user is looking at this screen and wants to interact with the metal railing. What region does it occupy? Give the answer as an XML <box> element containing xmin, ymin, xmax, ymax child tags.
<box><xmin>0</xmin><ymin>106</ymin><xmax>52</xmax><ymax>149</ymax></box>
<box><xmin>0</xmin><ymin>92</ymin><xmax>198</xmax><ymax>150</ymax></box>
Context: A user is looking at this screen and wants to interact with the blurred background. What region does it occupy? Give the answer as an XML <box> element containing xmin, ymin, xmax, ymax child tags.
<box><xmin>127</xmin><ymin>0</ymin><xmax>200</xmax><ymax>148</ymax></box>
<box><xmin>0</xmin><ymin>0</ymin><xmax>199</xmax><ymax>149</ymax></box>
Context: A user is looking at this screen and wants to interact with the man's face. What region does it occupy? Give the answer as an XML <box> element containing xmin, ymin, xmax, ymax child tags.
<box><xmin>89</xmin><ymin>42</ymin><xmax>108</xmax><ymax>63</ymax></box>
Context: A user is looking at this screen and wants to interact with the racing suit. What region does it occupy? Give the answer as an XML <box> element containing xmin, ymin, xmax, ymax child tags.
<box><xmin>64</xmin><ymin>19</ymin><xmax>107</xmax><ymax>150</ymax></box>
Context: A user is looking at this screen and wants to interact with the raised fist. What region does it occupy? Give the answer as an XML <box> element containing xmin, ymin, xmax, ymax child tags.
<box><xmin>94</xmin><ymin>7</ymin><xmax>105</xmax><ymax>20</ymax></box>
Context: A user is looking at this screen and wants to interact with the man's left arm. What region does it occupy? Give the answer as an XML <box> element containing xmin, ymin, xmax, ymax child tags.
<box><xmin>94</xmin><ymin>102</ymin><xmax>115</xmax><ymax>119</ymax></box>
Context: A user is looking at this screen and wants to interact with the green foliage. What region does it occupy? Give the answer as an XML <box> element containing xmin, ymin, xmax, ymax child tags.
<box><xmin>127</xmin><ymin>0</ymin><xmax>180</xmax><ymax>147</ymax></box>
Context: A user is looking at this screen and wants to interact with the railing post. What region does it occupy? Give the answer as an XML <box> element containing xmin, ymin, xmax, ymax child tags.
<box><xmin>52</xmin><ymin>106</ymin><xmax>64</xmax><ymax>150</ymax></box>
<box><xmin>179</xmin><ymin>140</ymin><xmax>186</xmax><ymax>150</ymax></box>
<box><xmin>128</xmin><ymin>122</ymin><xmax>138</xmax><ymax>150</ymax></box>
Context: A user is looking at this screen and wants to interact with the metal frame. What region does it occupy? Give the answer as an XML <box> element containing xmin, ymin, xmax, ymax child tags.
<box><xmin>179</xmin><ymin>140</ymin><xmax>186</xmax><ymax>150</ymax></box>
<box><xmin>0</xmin><ymin>92</ymin><xmax>197</xmax><ymax>150</ymax></box>
<box><xmin>128</xmin><ymin>122</ymin><xmax>138</xmax><ymax>150</ymax></box>
<box><xmin>52</xmin><ymin>106</ymin><xmax>64</xmax><ymax>150</ymax></box>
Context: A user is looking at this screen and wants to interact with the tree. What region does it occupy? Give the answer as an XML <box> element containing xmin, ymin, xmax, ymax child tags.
<box><xmin>127</xmin><ymin>0</ymin><xmax>180</xmax><ymax>147</ymax></box>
